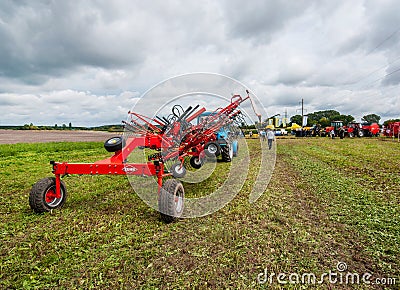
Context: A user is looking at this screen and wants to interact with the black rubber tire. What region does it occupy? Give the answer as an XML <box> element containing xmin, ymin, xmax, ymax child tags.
<box><xmin>170</xmin><ymin>162</ymin><xmax>187</xmax><ymax>178</ymax></box>
<box><xmin>221</xmin><ymin>144</ymin><xmax>233</xmax><ymax>162</ymax></box>
<box><xmin>104</xmin><ymin>136</ymin><xmax>123</xmax><ymax>152</ymax></box>
<box><xmin>348</xmin><ymin>132</ymin><xmax>354</xmax><ymax>138</ymax></box>
<box><xmin>189</xmin><ymin>156</ymin><xmax>203</xmax><ymax>169</ymax></box>
<box><xmin>158</xmin><ymin>179</ymin><xmax>184</xmax><ymax>223</ymax></box>
<box><xmin>29</xmin><ymin>177</ymin><xmax>67</xmax><ymax>213</ymax></box>
<box><xmin>204</xmin><ymin>142</ymin><xmax>221</xmax><ymax>157</ymax></box>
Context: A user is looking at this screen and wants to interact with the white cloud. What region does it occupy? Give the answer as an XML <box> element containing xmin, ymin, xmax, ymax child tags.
<box><xmin>0</xmin><ymin>0</ymin><xmax>399</xmax><ymax>126</ymax></box>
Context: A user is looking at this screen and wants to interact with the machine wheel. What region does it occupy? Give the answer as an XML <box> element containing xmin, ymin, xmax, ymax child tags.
<box><xmin>358</xmin><ymin>131</ymin><xmax>364</xmax><ymax>137</ymax></box>
<box><xmin>221</xmin><ymin>144</ymin><xmax>233</xmax><ymax>162</ymax></box>
<box><xmin>348</xmin><ymin>132</ymin><xmax>354</xmax><ymax>138</ymax></box>
<box><xmin>189</xmin><ymin>156</ymin><xmax>203</xmax><ymax>169</ymax></box>
<box><xmin>29</xmin><ymin>177</ymin><xmax>67</xmax><ymax>213</ymax></box>
<box><xmin>170</xmin><ymin>162</ymin><xmax>187</xmax><ymax>178</ymax></box>
<box><xmin>204</xmin><ymin>142</ymin><xmax>221</xmax><ymax>157</ymax></box>
<box><xmin>158</xmin><ymin>179</ymin><xmax>184</xmax><ymax>223</ymax></box>
<box><xmin>104</xmin><ymin>136</ymin><xmax>123</xmax><ymax>152</ymax></box>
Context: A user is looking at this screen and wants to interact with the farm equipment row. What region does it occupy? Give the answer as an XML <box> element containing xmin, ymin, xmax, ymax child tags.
<box><xmin>29</xmin><ymin>91</ymin><xmax>255</xmax><ymax>222</ymax></box>
<box><xmin>299</xmin><ymin>121</ymin><xmax>381</xmax><ymax>139</ymax></box>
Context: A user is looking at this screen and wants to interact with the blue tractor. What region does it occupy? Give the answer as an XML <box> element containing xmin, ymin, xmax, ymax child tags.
<box><xmin>198</xmin><ymin>112</ymin><xmax>239</xmax><ymax>162</ymax></box>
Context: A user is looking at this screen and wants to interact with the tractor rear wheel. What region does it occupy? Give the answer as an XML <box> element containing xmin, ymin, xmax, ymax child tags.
<box><xmin>158</xmin><ymin>179</ymin><xmax>184</xmax><ymax>223</ymax></box>
<box><xmin>221</xmin><ymin>144</ymin><xmax>233</xmax><ymax>162</ymax></box>
<box><xmin>29</xmin><ymin>177</ymin><xmax>67</xmax><ymax>213</ymax></box>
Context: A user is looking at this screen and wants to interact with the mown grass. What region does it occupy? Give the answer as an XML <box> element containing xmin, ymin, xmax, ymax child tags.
<box><xmin>0</xmin><ymin>138</ymin><xmax>398</xmax><ymax>289</ymax></box>
<box><xmin>279</xmin><ymin>138</ymin><xmax>400</xmax><ymax>275</ymax></box>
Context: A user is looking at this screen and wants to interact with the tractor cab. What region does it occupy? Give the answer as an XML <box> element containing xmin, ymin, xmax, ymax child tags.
<box><xmin>331</xmin><ymin>121</ymin><xmax>343</xmax><ymax>130</ymax></box>
<box><xmin>347</xmin><ymin>122</ymin><xmax>362</xmax><ymax>137</ymax></box>
<box><xmin>324</xmin><ymin>121</ymin><xmax>346</xmax><ymax>139</ymax></box>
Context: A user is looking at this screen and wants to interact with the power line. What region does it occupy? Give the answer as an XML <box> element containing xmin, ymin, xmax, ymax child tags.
<box><xmin>353</xmin><ymin>67</ymin><xmax>400</xmax><ymax>91</ymax></box>
<box><xmin>340</xmin><ymin>26</ymin><xmax>400</xmax><ymax>88</ymax></box>
<box><xmin>366</xmin><ymin>26</ymin><xmax>400</xmax><ymax>56</ymax></box>
<box><xmin>347</xmin><ymin>55</ymin><xmax>400</xmax><ymax>86</ymax></box>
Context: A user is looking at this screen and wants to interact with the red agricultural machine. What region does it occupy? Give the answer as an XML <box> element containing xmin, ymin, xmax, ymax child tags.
<box><xmin>320</xmin><ymin>121</ymin><xmax>380</xmax><ymax>138</ymax></box>
<box><xmin>321</xmin><ymin>121</ymin><xmax>348</xmax><ymax>139</ymax></box>
<box><xmin>29</xmin><ymin>91</ymin><xmax>258</xmax><ymax>222</ymax></box>
<box><xmin>360</xmin><ymin>122</ymin><xmax>380</xmax><ymax>137</ymax></box>
<box><xmin>383</xmin><ymin>121</ymin><xmax>400</xmax><ymax>138</ymax></box>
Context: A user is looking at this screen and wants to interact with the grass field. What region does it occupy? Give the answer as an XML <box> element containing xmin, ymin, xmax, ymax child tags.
<box><xmin>0</xmin><ymin>138</ymin><xmax>399</xmax><ymax>289</ymax></box>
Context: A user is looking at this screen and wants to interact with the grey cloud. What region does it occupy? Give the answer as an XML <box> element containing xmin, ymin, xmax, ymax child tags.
<box><xmin>382</xmin><ymin>64</ymin><xmax>400</xmax><ymax>86</ymax></box>
<box><xmin>0</xmin><ymin>1</ymin><xmax>399</xmax><ymax>126</ymax></box>
<box><xmin>0</xmin><ymin>90</ymin><xmax>139</xmax><ymax>126</ymax></box>
<box><xmin>363</xmin><ymin>0</ymin><xmax>400</xmax><ymax>53</ymax></box>
<box><xmin>0</xmin><ymin>1</ymin><xmax>145</xmax><ymax>83</ymax></box>
<box><xmin>221</xmin><ymin>0</ymin><xmax>312</xmax><ymax>43</ymax></box>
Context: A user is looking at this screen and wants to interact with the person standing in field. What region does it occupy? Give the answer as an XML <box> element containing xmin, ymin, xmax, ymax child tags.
<box><xmin>330</xmin><ymin>129</ymin><xmax>335</xmax><ymax>139</ymax></box>
<box><xmin>266</xmin><ymin>129</ymin><xmax>275</xmax><ymax>149</ymax></box>
<box><xmin>260</xmin><ymin>130</ymin><xmax>266</xmax><ymax>141</ymax></box>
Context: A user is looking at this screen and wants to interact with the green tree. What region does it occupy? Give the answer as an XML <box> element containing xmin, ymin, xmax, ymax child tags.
<box><xmin>308</xmin><ymin>110</ymin><xmax>340</xmax><ymax>124</ymax></box>
<box><xmin>332</xmin><ymin>114</ymin><xmax>355</xmax><ymax>125</ymax></box>
<box><xmin>290</xmin><ymin>114</ymin><xmax>302</xmax><ymax>125</ymax></box>
<box><xmin>362</xmin><ymin>114</ymin><xmax>381</xmax><ymax>124</ymax></box>
<box><xmin>319</xmin><ymin>117</ymin><xmax>330</xmax><ymax>127</ymax></box>
<box><xmin>383</xmin><ymin>119</ymin><xmax>400</xmax><ymax>126</ymax></box>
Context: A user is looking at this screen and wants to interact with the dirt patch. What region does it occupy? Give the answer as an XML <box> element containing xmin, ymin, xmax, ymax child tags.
<box><xmin>0</xmin><ymin>129</ymin><xmax>119</xmax><ymax>144</ymax></box>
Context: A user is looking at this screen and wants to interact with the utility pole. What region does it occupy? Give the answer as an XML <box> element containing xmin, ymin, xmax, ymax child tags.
<box><xmin>283</xmin><ymin>108</ymin><xmax>288</xmax><ymax>127</ymax></box>
<box><xmin>301</xmin><ymin>98</ymin><xmax>304</xmax><ymax>126</ymax></box>
<box><xmin>296</xmin><ymin>98</ymin><xmax>307</xmax><ymax>128</ymax></box>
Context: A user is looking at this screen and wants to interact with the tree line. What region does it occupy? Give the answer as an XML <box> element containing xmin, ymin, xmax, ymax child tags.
<box><xmin>0</xmin><ymin>123</ymin><xmax>124</xmax><ymax>132</ymax></box>
<box><xmin>290</xmin><ymin>110</ymin><xmax>386</xmax><ymax>127</ymax></box>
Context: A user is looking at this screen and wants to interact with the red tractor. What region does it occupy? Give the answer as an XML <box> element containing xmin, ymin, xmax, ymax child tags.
<box><xmin>321</xmin><ymin>121</ymin><xmax>380</xmax><ymax>138</ymax></box>
<box><xmin>347</xmin><ymin>122</ymin><xmax>363</xmax><ymax>137</ymax></box>
<box><xmin>322</xmin><ymin>121</ymin><xmax>347</xmax><ymax>139</ymax></box>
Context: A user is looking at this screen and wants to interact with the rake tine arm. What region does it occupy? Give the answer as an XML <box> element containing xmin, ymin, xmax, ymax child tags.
<box><xmin>186</xmin><ymin>107</ymin><xmax>206</xmax><ymax>123</ymax></box>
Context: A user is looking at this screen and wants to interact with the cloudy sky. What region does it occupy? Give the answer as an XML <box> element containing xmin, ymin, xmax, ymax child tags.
<box><xmin>0</xmin><ymin>0</ymin><xmax>399</xmax><ymax>126</ymax></box>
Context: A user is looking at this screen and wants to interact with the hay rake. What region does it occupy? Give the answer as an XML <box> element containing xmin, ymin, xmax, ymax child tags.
<box><xmin>29</xmin><ymin>91</ymin><xmax>257</xmax><ymax>222</ymax></box>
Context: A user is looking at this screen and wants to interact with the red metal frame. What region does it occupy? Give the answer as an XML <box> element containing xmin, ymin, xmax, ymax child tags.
<box><xmin>49</xmin><ymin>93</ymin><xmax>252</xmax><ymax>200</ymax></box>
